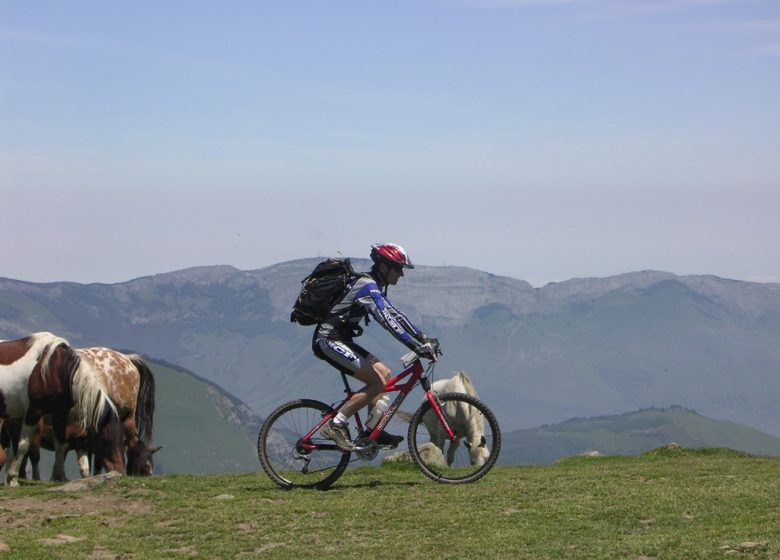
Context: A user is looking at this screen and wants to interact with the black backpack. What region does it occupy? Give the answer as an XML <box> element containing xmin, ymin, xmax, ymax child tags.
<box><xmin>290</xmin><ymin>258</ymin><xmax>360</xmax><ymax>325</ymax></box>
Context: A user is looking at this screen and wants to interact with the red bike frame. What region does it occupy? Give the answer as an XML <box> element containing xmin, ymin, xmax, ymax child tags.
<box><xmin>298</xmin><ymin>358</ymin><xmax>456</xmax><ymax>452</ymax></box>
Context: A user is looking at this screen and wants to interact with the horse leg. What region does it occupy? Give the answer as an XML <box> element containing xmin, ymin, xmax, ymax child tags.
<box><xmin>5</xmin><ymin>420</ymin><xmax>37</xmax><ymax>488</ymax></box>
<box><xmin>29</xmin><ymin>424</ymin><xmax>42</xmax><ymax>481</ymax></box>
<box><xmin>0</xmin><ymin>423</ymin><xmax>8</xmax><ymax>472</ymax></box>
<box><xmin>50</xmin><ymin>412</ymin><xmax>71</xmax><ymax>481</ymax></box>
<box><xmin>18</xmin><ymin>454</ymin><xmax>29</xmax><ymax>480</ymax></box>
<box><xmin>50</xmin><ymin>441</ymin><xmax>70</xmax><ymax>481</ymax></box>
<box><xmin>447</xmin><ymin>439</ymin><xmax>460</xmax><ymax>466</ymax></box>
<box><xmin>17</xmin><ymin>446</ymin><xmax>41</xmax><ymax>480</ymax></box>
<box><xmin>76</xmin><ymin>449</ymin><xmax>90</xmax><ymax>477</ymax></box>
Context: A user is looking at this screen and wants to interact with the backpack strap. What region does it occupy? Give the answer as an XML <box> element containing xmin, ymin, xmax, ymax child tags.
<box><xmin>328</xmin><ymin>272</ymin><xmax>372</xmax><ymax>336</ymax></box>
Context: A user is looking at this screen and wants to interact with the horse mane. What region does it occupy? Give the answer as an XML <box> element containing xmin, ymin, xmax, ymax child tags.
<box><xmin>456</xmin><ymin>371</ymin><xmax>479</xmax><ymax>398</ymax></box>
<box><xmin>71</xmin><ymin>353</ymin><xmax>118</xmax><ymax>432</ymax></box>
<box><xmin>454</xmin><ymin>372</ymin><xmax>486</xmax><ymax>435</ymax></box>
<box><xmin>28</xmin><ymin>331</ymin><xmax>70</xmax><ymax>381</ymax></box>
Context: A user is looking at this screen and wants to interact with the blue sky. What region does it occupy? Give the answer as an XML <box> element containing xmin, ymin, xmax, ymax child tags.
<box><xmin>2</xmin><ymin>0</ymin><xmax>779</xmax><ymax>285</ymax></box>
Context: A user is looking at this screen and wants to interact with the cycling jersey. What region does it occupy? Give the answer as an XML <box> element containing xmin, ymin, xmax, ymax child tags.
<box><xmin>313</xmin><ymin>274</ymin><xmax>425</xmax><ymax>350</ymax></box>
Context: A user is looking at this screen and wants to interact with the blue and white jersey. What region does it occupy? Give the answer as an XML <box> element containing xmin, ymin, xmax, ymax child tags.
<box><xmin>314</xmin><ymin>274</ymin><xmax>424</xmax><ymax>350</ymax></box>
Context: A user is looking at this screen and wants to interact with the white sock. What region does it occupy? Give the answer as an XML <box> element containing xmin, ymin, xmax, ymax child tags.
<box><xmin>333</xmin><ymin>412</ymin><xmax>348</xmax><ymax>425</ymax></box>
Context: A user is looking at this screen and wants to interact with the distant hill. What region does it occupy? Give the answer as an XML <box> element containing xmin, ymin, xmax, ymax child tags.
<box><xmin>501</xmin><ymin>406</ymin><xmax>780</xmax><ymax>465</ymax></box>
<box><xmin>1</xmin><ymin>261</ymin><xmax>779</xmax><ymax>437</ymax></box>
<box><xmin>148</xmin><ymin>358</ymin><xmax>261</xmax><ymax>475</ymax></box>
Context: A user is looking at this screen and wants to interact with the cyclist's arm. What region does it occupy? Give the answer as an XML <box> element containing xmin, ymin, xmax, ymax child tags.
<box><xmin>385</xmin><ymin>298</ymin><xmax>426</xmax><ymax>343</ymax></box>
<box><xmin>354</xmin><ymin>282</ymin><xmax>426</xmax><ymax>349</ymax></box>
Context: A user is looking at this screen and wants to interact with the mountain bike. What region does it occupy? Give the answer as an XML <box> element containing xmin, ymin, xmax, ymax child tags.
<box><xmin>257</xmin><ymin>342</ymin><xmax>501</xmax><ymax>489</ymax></box>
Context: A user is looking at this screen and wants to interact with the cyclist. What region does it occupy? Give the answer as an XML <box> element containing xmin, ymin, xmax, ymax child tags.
<box><xmin>314</xmin><ymin>243</ymin><xmax>438</xmax><ymax>451</ymax></box>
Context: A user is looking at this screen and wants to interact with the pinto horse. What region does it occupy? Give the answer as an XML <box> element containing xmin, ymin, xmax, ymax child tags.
<box><xmin>48</xmin><ymin>347</ymin><xmax>159</xmax><ymax>477</ymax></box>
<box><xmin>6</xmin><ymin>347</ymin><xmax>159</xmax><ymax>480</ymax></box>
<box><xmin>0</xmin><ymin>332</ymin><xmax>116</xmax><ymax>487</ymax></box>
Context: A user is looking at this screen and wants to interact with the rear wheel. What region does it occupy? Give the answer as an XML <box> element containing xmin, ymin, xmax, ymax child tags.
<box><xmin>408</xmin><ymin>392</ymin><xmax>501</xmax><ymax>484</ymax></box>
<box><xmin>258</xmin><ymin>399</ymin><xmax>350</xmax><ymax>490</ymax></box>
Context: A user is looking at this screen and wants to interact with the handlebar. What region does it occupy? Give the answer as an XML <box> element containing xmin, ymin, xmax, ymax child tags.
<box><xmin>400</xmin><ymin>337</ymin><xmax>442</xmax><ymax>367</ymax></box>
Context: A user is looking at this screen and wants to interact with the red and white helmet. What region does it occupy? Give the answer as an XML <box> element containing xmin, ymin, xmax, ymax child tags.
<box><xmin>370</xmin><ymin>243</ymin><xmax>414</xmax><ymax>269</ymax></box>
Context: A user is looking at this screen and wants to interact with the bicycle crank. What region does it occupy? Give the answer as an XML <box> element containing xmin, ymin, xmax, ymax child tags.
<box><xmin>354</xmin><ymin>437</ymin><xmax>379</xmax><ymax>460</ymax></box>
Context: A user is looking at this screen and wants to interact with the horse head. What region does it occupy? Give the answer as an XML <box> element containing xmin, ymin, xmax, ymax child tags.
<box><xmin>468</xmin><ymin>434</ymin><xmax>490</xmax><ymax>466</ymax></box>
<box><xmin>127</xmin><ymin>443</ymin><xmax>163</xmax><ymax>476</ymax></box>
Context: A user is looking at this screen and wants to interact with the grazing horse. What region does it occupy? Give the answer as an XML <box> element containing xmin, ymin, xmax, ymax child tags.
<box><xmin>0</xmin><ymin>332</ymin><xmax>116</xmax><ymax>487</ymax></box>
<box><xmin>8</xmin><ymin>347</ymin><xmax>160</xmax><ymax>480</ymax></box>
<box><xmin>424</xmin><ymin>371</ymin><xmax>490</xmax><ymax>467</ymax></box>
<box><xmin>51</xmin><ymin>347</ymin><xmax>159</xmax><ymax>477</ymax></box>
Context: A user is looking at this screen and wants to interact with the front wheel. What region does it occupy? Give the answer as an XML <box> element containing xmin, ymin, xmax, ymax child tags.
<box><xmin>408</xmin><ymin>392</ymin><xmax>501</xmax><ymax>484</ymax></box>
<box><xmin>258</xmin><ymin>399</ymin><xmax>350</xmax><ymax>490</ymax></box>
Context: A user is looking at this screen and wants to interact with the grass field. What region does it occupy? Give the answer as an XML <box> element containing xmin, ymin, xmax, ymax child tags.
<box><xmin>1</xmin><ymin>447</ymin><xmax>777</xmax><ymax>559</ymax></box>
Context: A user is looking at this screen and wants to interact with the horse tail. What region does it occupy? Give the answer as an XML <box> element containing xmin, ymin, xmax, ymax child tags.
<box><xmin>129</xmin><ymin>355</ymin><xmax>156</xmax><ymax>447</ymax></box>
<box><xmin>70</xmin><ymin>349</ymin><xmax>118</xmax><ymax>432</ymax></box>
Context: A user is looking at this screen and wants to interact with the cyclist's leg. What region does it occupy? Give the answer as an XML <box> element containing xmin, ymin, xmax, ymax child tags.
<box><xmin>314</xmin><ymin>339</ymin><xmax>386</xmax><ymax>418</ymax></box>
<box><xmin>338</xmin><ymin>357</ymin><xmax>404</xmax><ymax>445</ymax></box>
<box><xmin>341</xmin><ymin>357</ymin><xmax>390</xmax><ymax>418</ymax></box>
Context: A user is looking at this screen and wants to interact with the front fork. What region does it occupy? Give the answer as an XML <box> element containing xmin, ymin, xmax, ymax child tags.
<box><xmin>421</xmin><ymin>378</ymin><xmax>457</xmax><ymax>441</ymax></box>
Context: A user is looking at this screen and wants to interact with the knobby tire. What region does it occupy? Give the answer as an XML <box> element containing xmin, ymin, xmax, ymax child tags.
<box><xmin>407</xmin><ymin>392</ymin><xmax>501</xmax><ymax>484</ymax></box>
<box><xmin>258</xmin><ymin>399</ymin><xmax>350</xmax><ymax>490</ymax></box>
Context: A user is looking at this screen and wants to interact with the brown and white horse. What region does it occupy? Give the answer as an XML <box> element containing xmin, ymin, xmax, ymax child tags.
<box><xmin>4</xmin><ymin>346</ymin><xmax>160</xmax><ymax>480</ymax></box>
<box><xmin>50</xmin><ymin>347</ymin><xmax>159</xmax><ymax>477</ymax></box>
<box><xmin>0</xmin><ymin>332</ymin><xmax>116</xmax><ymax>487</ymax></box>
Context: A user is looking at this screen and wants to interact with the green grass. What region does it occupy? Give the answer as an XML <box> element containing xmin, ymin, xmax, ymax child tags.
<box><xmin>1</xmin><ymin>448</ymin><xmax>778</xmax><ymax>559</ymax></box>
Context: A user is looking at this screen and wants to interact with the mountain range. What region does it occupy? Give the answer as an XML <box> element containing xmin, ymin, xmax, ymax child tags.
<box><xmin>1</xmin><ymin>260</ymin><xmax>779</xmax><ymax>438</ymax></box>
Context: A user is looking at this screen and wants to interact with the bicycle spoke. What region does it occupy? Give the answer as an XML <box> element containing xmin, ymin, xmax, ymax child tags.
<box><xmin>258</xmin><ymin>400</ymin><xmax>350</xmax><ymax>490</ymax></box>
<box><xmin>408</xmin><ymin>392</ymin><xmax>501</xmax><ymax>484</ymax></box>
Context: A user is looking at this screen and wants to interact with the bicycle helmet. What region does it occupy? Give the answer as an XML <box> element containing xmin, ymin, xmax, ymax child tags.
<box><xmin>370</xmin><ymin>243</ymin><xmax>415</xmax><ymax>269</ymax></box>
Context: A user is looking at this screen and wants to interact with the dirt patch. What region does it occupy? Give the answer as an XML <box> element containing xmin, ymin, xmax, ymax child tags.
<box><xmin>88</xmin><ymin>546</ymin><xmax>127</xmax><ymax>560</ymax></box>
<box><xmin>40</xmin><ymin>534</ymin><xmax>86</xmax><ymax>545</ymax></box>
<box><xmin>163</xmin><ymin>545</ymin><xmax>198</xmax><ymax>556</ymax></box>
<box><xmin>0</xmin><ymin>495</ymin><xmax>152</xmax><ymax>529</ymax></box>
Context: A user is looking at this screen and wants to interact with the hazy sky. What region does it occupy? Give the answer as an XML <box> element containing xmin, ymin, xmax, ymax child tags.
<box><xmin>2</xmin><ymin>0</ymin><xmax>779</xmax><ymax>286</ymax></box>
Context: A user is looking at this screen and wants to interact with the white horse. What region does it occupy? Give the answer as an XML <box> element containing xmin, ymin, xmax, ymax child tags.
<box><xmin>424</xmin><ymin>371</ymin><xmax>490</xmax><ymax>467</ymax></box>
